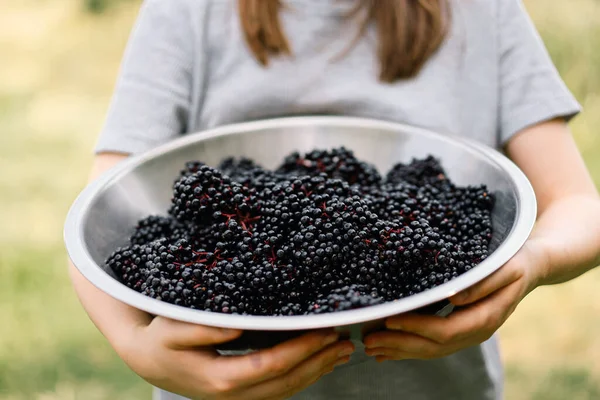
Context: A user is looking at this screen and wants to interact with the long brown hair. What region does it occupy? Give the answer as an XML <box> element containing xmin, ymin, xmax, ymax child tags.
<box><xmin>239</xmin><ymin>0</ymin><xmax>450</xmax><ymax>82</ymax></box>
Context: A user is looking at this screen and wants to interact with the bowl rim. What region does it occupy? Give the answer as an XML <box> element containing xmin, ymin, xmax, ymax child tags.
<box><xmin>64</xmin><ymin>116</ymin><xmax>537</xmax><ymax>330</ymax></box>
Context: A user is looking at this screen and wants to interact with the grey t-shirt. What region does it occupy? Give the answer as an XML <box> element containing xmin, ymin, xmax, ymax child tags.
<box><xmin>96</xmin><ymin>1</ymin><xmax>580</xmax><ymax>399</ymax></box>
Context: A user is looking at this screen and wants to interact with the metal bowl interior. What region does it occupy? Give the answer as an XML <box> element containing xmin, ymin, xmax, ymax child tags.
<box><xmin>65</xmin><ymin>117</ymin><xmax>536</xmax><ymax>338</ymax></box>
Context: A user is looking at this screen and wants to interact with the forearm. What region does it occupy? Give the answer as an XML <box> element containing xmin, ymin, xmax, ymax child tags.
<box><xmin>506</xmin><ymin>120</ymin><xmax>600</xmax><ymax>287</ymax></box>
<box><xmin>529</xmin><ymin>194</ymin><xmax>600</xmax><ymax>286</ymax></box>
<box><xmin>68</xmin><ymin>152</ymin><xmax>151</xmax><ymax>351</ymax></box>
<box><xmin>69</xmin><ymin>262</ymin><xmax>152</xmax><ymax>346</ymax></box>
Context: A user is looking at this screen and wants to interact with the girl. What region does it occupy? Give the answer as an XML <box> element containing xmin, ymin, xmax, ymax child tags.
<box><xmin>70</xmin><ymin>1</ymin><xmax>600</xmax><ymax>399</ymax></box>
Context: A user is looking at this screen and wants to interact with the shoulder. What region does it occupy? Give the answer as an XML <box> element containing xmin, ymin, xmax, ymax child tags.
<box><xmin>134</xmin><ymin>0</ymin><xmax>215</xmax><ymax>44</ymax></box>
<box><xmin>139</xmin><ymin>0</ymin><xmax>211</xmax><ymax>20</ymax></box>
<box><xmin>451</xmin><ymin>0</ymin><xmax>527</xmax><ymax>21</ymax></box>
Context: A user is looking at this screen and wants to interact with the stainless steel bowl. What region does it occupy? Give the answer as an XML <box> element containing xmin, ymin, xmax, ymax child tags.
<box><xmin>64</xmin><ymin>116</ymin><xmax>536</xmax><ymax>355</ymax></box>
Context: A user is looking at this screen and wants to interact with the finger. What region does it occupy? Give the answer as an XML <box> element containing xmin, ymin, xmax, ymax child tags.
<box><xmin>368</xmin><ymin>347</ymin><xmax>461</xmax><ymax>361</ymax></box>
<box><xmin>368</xmin><ymin>340</ymin><xmax>486</xmax><ymax>361</ymax></box>
<box><xmin>237</xmin><ymin>343</ymin><xmax>354</xmax><ymax>400</ymax></box>
<box><xmin>364</xmin><ymin>331</ymin><xmax>445</xmax><ymax>357</ymax></box>
<box><xmin>365</xmin><ymin>347</ymin><xmax>415</xmax><ymax>360</ymax></box>
<box><xmin>257</xmin><ymin>358</ymin><xmax>346</xmax><ymax>400</ymax></box>
<box><xmin>216</xmin><ymin>329</ymin><xmax>341</xmax><ymax>386</ymax></box>
<box><xmin>277</xmin><ymin>356</ymin><xmax>351</xmax><ymax>399</ymax></box>
<box><xmin>149</xmin><ymin>317</ymin><xmax>242</xmax><ymax>349</ymax></box>
<box><xmin>450</xmin><ymin>260</ymin><xmax>523</xmax><ymax>305</ymax></box>
<box><xmin>365</xmin><ymin>333</ymin><xmax>479</xmax><ymax>360</ymax></box>
<box><xmin>383</xmin><ymin>281</ymin><xmax>522</xmax><ymax>344</ymax></box>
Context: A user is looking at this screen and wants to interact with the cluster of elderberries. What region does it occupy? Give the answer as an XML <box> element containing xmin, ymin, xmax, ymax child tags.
<box><xmin>106</xmin><ymin>148</ymin><xmax>494</xmax><ymax>315</ymax></box>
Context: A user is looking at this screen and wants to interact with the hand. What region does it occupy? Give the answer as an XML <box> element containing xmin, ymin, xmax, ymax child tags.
<box><xmin>363</xmin><ymin>241</ymin><xmax>546</xmax><ymax>362</ymax></box>
<box><xmin>73</xmin><ymin>154</ymin><xmax>354</xmax><ymax>399</ymax></box>
<box><xmin>119</xmin><ymin>317</ymin><xmax>355</xmax><ymax>400</ymax></box>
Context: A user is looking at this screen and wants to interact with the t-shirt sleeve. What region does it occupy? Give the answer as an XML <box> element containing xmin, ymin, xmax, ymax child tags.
<box><xmin>95</xmin><ymin>0</ymin><xmax>196</xmax><ymax>155</ymax></box>
<box><xmin>497</xmin><ymin>0</ymin><xmax>581</xmax><ymax>144</ymax></box>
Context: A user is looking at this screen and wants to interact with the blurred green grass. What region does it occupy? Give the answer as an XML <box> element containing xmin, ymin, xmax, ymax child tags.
<box><xmin>0</xmin><ymin>0</ymin><xmax>598</xmax><ymax>398</ymax></box>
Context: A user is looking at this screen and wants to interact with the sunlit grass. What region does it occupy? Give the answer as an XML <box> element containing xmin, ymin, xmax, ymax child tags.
<box><xmin>0</xmin><ymin>1</ymin><xmax>149</xmax><ymax>397</ymax></box>
<box><xmin>0</xmin><ymin>0</ymin><xmax>598</xmax><ymax>398</ymax></box>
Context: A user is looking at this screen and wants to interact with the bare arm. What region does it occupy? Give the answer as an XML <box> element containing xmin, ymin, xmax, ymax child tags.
<box><xmin>506</xmin><ymin>119</ymin><xmax>600</xmax><ymax>285</ymax></box>
<box><xmin>68</xmin><ymin>152</ymin><xmax>354</xmax><ymax>399</ymax></box>
<box><xmin>365</xmin><ymin>119</ymin><xmax>600</xmax><ymax>360</ymax></box>
<box><xmin>68</xmin><ymin>152</ymin><xmax>153</xmax><ymax>354</ymax></box>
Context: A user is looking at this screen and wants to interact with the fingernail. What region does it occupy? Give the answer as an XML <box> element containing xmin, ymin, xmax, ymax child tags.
<box><xmin>386</xmin><ymin>319</ymin><xmax>402</xmax><ymax>330</ymax></box>
<box><xmin>334</xmin><ymin>356</ymin><xmax>351</xmax><ymax>367</ymax></box>
<box><xmin>453</xmin><ymin>291</ymin><xmax>468</xmax><ymax>302</ymax></box>
<box><xmin>366</xmin><ymin>349</ymin><xmax>384</xmax><ymax>357</ymax></box>
<box><xmin>323</xmin><ymin>332</ymin><xmax>339</xmax><ymax>346</ymax></box>
<box><xmin>338</xmin><ymin>346</ymin><xmax>354</xmax><ymax>357</ymax></box>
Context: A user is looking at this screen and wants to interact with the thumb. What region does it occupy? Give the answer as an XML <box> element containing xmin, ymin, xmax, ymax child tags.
<box><xmin>449</xmin><ymin>256</ymin><xmax>524</xmax><ymax>306</ymax></box>
<box><xmin>150</xmin><ymin>317</ymin><xmax>243</xmax><ymax>349</ymax></box>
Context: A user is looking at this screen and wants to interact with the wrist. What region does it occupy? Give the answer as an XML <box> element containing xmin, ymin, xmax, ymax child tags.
<box><xmin>110</xmin><ymin>320</ymin><xmax>157</xmax><ymax>380</ymax></box>
<box><xmin>522</xmin><ymin>237</ymin><xmax>554</xmax><ymax>289</ymax></box>
<box><xmin>107</xmin><ymin>319</ymin><xmax>143</xmax><ymax>358</ymax></box>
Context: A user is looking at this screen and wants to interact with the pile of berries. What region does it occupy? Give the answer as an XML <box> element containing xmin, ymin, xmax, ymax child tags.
<box><xmin>106</xmin><ymin>148</ymin><xmax>494</xmax><ymax>315</ymax></box>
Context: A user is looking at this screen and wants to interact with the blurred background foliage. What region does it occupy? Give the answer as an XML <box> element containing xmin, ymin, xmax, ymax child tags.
<box><xmin>0</xmin><ymin>0</ymin><xmax>599</xmax><ymax>399</ymax></box>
